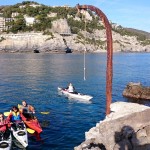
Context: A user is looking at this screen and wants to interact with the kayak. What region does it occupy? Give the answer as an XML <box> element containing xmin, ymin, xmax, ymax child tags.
<box><xmin>58</xmin><ymin>87</ymin><xmax>93</xmax><ymax>101</ymax></box>
<box><xmin>24</xmin><ymin>119</ymin><xmax>42</xmax><ymax>134</ymax></box>
<box><xmin>11</xmin><ymin>122</ymin><xmax>28</xmax><ymax>148</ymax></box>
<box><xmin>17</xmin><ymin>104</ymin><xmax>42</xmax><ymax>134</ymax></box>
<box><xmin>0</xmin><ymin>132</ymin><xmax>12</xmax><ymax>150</ymax></box>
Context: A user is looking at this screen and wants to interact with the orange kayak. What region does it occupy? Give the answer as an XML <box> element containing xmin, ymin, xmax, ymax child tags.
<box><xmin>24</xmin><ymin>119</ymin><xmax>42</xmax><ymax>134</ymax></box>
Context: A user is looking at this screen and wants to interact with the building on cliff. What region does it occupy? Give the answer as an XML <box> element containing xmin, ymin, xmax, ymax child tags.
<box><xmin>0</xmin><ymin>17</ymin><xmax>13</xmax><ymax>32</ymax></box>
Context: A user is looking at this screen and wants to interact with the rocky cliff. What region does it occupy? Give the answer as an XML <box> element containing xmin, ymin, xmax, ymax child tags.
<box><xmin>0</xmin><ymin>19</ymin><xmax>150</xmax><ymax>53</ymax></box>
<box><xmin>74</xmin><ymin>102</ymin><xmax>150</xmax><ymax>150</ymax></box>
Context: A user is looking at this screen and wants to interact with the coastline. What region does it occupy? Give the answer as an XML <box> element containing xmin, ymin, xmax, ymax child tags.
<box><xmin>0</xmin><ymin>49</ymin><xmax>150</xmax><ymax>54</ymax></box>
<box><xmin>0</xmin><ymin>32</ymin><xmax>150</xmax><ymax>53</ymax></box>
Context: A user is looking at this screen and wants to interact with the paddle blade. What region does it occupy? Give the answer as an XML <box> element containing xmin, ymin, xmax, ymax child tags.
<box><xmin>4</xmin><ymin>112</ymin><xmax>10</xmax><ymax>116</ymax></box>
<box><xmin>40</xmin><ymin>112</ymin><xmax>50</xmax><ymax>114</ymax></box>
<box><xmin>27</xmin><ymin>128</ymin><xmax>35</xmax><ymax>134</ymax></box>
<box><xmin>18</xmin><ymin>104</ymin><xmax>21</xmax><ymax>109</ymax></box>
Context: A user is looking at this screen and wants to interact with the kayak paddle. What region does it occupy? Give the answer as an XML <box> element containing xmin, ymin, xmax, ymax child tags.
<box><xmin>4</xmin><ymin>112</ymin><xmax>10</xmax><ymax>116</ymax></box>
<box><xmin>4</xmin><ymin>111</ymin><xmax>50</xmax><ymax>117</ymax></box>
<box><xmin>40</xmin><ymin>112</ymin><xmax>50</xmax><ymax>114</ymax></box>
<box><xmin>26</xmin><ymin>128</ymin><xmax>35</xmax><ymax>134</ymax></box>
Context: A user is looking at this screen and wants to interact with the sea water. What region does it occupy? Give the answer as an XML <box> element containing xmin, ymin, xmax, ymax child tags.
<box><xmin>0</xmin><ymin>52</ymin><xmax>150</xmax><ymax>150</ymax></box>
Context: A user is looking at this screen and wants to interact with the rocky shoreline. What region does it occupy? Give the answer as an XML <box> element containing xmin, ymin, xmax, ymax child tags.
<box><xmin>0</xmin><ymin>31</ymin><xmax>150</xmax><ymax>53</ymax></box>
<box><xmin>0</xmin><ymin>50</ymin><xmax>150</xmax><ymax>54</ymax></box>
<box><xmin>74</xmin><ymin>102</ymin><xmax>150</xmax><ymax>150</ymax></box>
<box><xmin>74</xmin><ymin>84</ymin><xmax>150</xmax><ymax>150</ymax></box>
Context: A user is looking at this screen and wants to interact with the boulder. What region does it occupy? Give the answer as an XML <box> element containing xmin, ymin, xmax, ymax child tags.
<box><xmin>123</xmin><ymin>82</ymin><xmax>150</xmax><ymax>100</ymax></box>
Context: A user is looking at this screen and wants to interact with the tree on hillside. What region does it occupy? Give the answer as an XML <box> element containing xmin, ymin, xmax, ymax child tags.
<box><xmin>3</xmin><ymin>7</ymin><xmax>12</xmax><ymax>18</ymax></box>
<box><xmin>8</xmin><ymin>18</ymin><xmax>26</xmax><ymax>33</ymax></box>
<box><xmin>21</xmin><ymin>1</ymin><xmax>39</xmax><ymax>5</ymax></box>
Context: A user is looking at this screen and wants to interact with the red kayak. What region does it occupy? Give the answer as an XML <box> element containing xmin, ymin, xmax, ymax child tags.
<box><xmin>18</xmin><ymin>104</ymin><xmax>42</xmax><ymax>134</ymax></box>
<box><xmin>24</xmin><ymin>118</ymin><xmax>42</xmax><ymax>134</ymax></box>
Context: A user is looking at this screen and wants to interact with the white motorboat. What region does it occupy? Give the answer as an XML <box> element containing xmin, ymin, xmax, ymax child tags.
<box><xmin>58</xmin><ymin>87</ymin><xmax>93</xmax><ymax>101</ymax></box>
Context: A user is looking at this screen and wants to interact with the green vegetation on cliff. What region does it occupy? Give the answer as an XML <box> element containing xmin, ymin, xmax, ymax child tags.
<box><xmin>0</xmin><ymin>1</ymin><xmax>105</xmax><ymax>34</ymax></box>
<box><xmin>0</xmin><ymin>1</ymin><xmax>149</xmax><ymax>44</ymax></box>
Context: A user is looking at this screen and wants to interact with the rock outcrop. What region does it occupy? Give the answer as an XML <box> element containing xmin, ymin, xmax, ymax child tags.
<box><xmin>51</xmin><ymin>18</ymin><xmax>71</xmax><ymax>35</ymax></box>
<box><xmin>123</xmin><ymin>82</ymin><xmax>150</xmax><ymax>100</ymax></box>
<box><xmin>74</xmin><ymin>102</ymin><xmax>150</xmax><ymax>150</ymax></box>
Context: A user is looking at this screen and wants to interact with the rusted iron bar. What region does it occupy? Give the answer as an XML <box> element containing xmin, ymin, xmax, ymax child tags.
<box><xmin>76</xmin><ymin>4</ymin><xmax>113</xmax><ymax>115</ymax></box>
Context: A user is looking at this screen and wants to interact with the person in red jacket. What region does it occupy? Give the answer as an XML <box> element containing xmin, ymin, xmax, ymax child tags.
<box><xmin>0</xmin><ymin>113</ymin><xmax>11</xmax><ymax>140</ymax></box>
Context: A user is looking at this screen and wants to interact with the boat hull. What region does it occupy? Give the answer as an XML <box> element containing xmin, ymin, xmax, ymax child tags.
<box><xmin>24</xmin><ymin>119</ymin><xmax>42</xmax><ymax>134</ymax></box>
<box><xmin>0</xmin><ymin>134</ymin><xmax>12</xmax><ymax>150</ymax></box>
<box><xmin>11</xmin><ymin>122</ymin><xmax>28</xmax><ymax>148</ymax></box>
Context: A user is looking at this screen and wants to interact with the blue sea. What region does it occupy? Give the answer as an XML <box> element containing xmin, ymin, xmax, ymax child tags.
<box><xmin>0</xmin><ymin>52</ymin><xmax>150</xmax><ymax>150</ymax></box>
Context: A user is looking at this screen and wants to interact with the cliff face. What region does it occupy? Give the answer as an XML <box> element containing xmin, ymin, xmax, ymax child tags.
<box><xmin>0</xmin><ymin>19</ymin><xmax>150</xmax><ymax>53</ymax></box>
<box><xmin>0</xmin><ymin>33</ymin><xmax>81</xmax><ymax>53</ymax></box>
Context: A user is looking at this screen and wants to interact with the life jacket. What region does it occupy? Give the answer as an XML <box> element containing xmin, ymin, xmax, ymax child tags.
<box><xmin>0</xmin><ymin>125</ymin><xmax>6</xmax><ymax>131</ymax></box>
<box><xmin>20</xmin><ymin>105</ymin><xmax>34</xmax><ymax>113</ymax></box>
<box><xmin>11</xmin><ymin>112</ymin><xmax>21</xmax><ymax>122</ymax></box>
<box><xmin>0</xmin><ymin>120</ymin><xmax>8</xmax><ymax>131</ymax></box>
<box><xmin>22</xmin><ymin>106</ymin><xmax>29</xmax><ymax>113</ymax></box>
<box><xmin>28</xmin><ymin>105</ymin><xmax>34</xmax><ymax>112</ymax></box>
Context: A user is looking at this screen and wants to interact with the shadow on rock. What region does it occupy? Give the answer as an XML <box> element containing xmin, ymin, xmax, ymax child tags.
<box><xmin>114</xmin><ymin>125</ymin><xmax>150</xmax><ymax>150</ymax></box>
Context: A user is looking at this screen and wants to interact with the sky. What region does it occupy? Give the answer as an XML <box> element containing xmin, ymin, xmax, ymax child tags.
<box><xmin>1</xmin><ymin>0</ymin><xmax>150</xmax><ymax>33</ymax></box>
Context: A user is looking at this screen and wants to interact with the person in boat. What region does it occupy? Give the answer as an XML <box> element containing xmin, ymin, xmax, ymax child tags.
<box><xmin>19</xmin><ymin>100</ymin><xmax>35</xmax><ymax>120</ymax></box>
<box><xmin>19</xmin><ymin>102</ymin><xmax>41</xmax><ymax>140</ymax></box>
<box><xmin>0</xmin><ymin>113</ymin><xmax>11</xmax><ymax>140</ymax></box>
<box><xmin>7</xmin><ymin>106</ymin><xmax>26</xmax><ymax>131</ymax></box>
<box><xmin>66</xmin><ymin>83</ymin><xmax>78</xmax><ymax>94</ymax></box>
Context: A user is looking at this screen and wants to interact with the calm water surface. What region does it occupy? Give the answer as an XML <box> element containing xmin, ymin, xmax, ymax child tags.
<box><xmin>0</xmin><ymin>53</ymin><xmax>150</xmax><ymax>150</ymax></box>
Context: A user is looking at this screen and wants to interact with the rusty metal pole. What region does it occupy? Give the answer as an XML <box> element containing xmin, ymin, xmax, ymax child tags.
<box><xmin>76</xmin><ymin>4</ymin><xmax>113</xmax><ymax>115</ymax></box>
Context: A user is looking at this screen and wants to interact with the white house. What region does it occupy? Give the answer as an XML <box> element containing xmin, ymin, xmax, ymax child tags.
<box><xmin>24</xmin><ymin>16</ymin><xmax>35</xmax><ymax>26</ymax></box>
<box><xmin>29</xmin><ymin>4</ymin><xmax>41</xmax><ymax>8</ymax></box>
<box><xmin>11</xmin><ymin>12</ymin><xmax>19</xmax><ymax>18</ymax></box>
<box><xmin>0</xmin><ymin>17</ymin><xmax>13</xmax><ymax>31</ymax></box>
